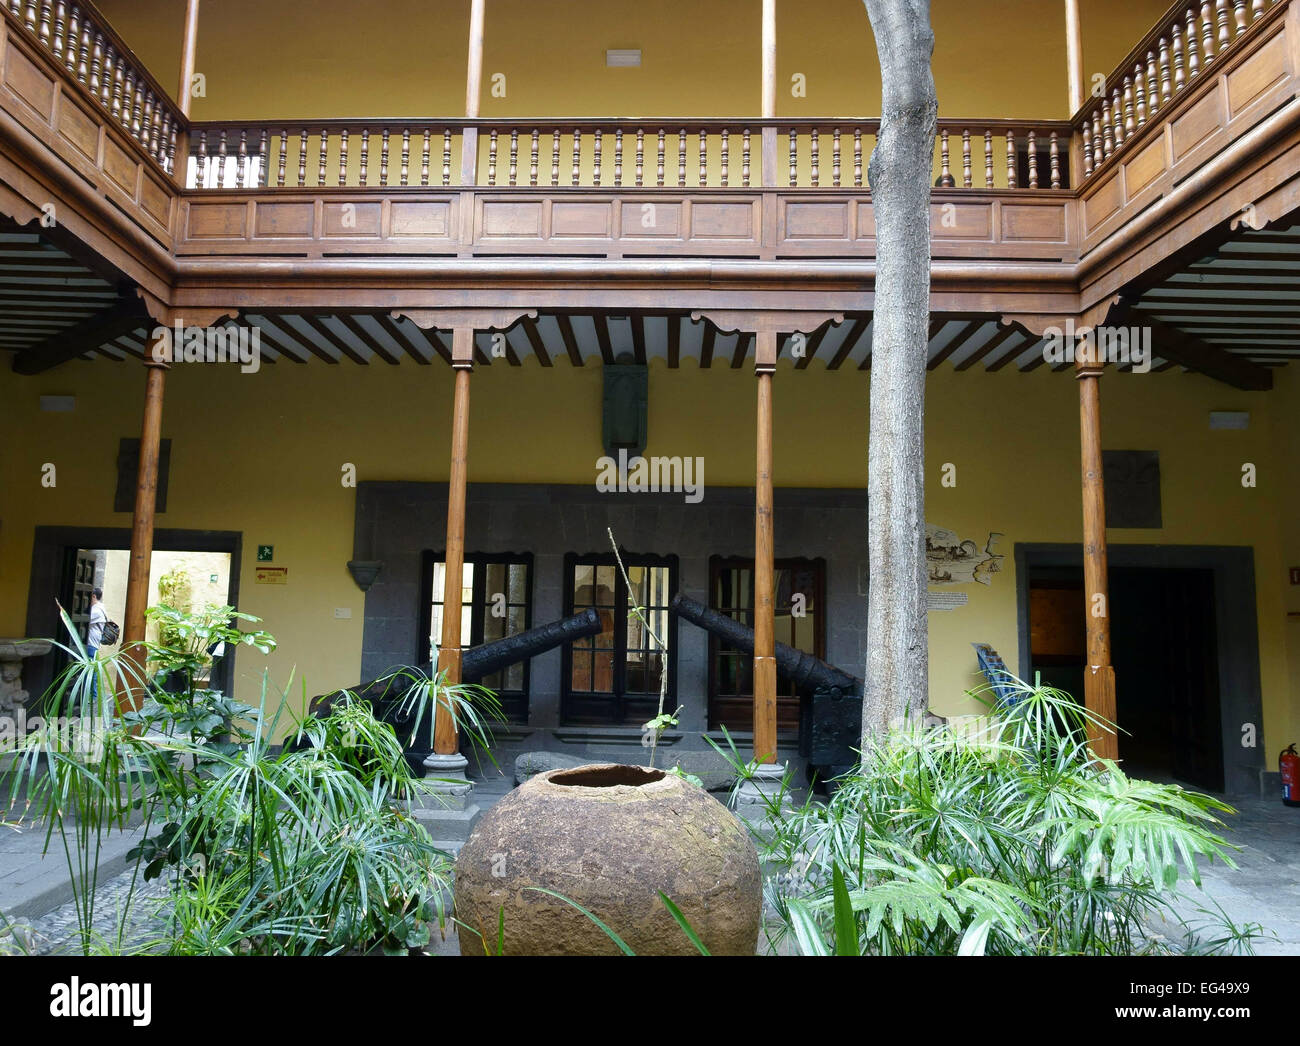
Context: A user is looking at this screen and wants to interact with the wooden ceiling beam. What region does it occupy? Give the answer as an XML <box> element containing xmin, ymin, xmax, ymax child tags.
<box><xmin>927</xmin><ymin>319</ymin><xmax>984</xmax><ymax>371</ymax></box>
<box><xmin>699</xmin><ymin>322</ymin><xmax>716</xmax><ymax>368</ymax></box>
<box><xmin>519</xmin><ymin>316</ymin><xmax>553</xmax><ymax>367</ymax></box>
<box><xmin>299</xmin><ymin>313</ymin><xmax>371</xmax><ymax>365</ymax></box>
<box><xmin>666</xmin><ymin>314</ymin><xmax>680</xmax><ymax>368</ymax></box>
<box><xmin>1128</xmin><ymin>310</ymin><xmax>1274</xmax><ymax>391</ymax></box>
<box><xmin>12</xmin><ymin>303</ymin><xmax>150</xmax><ymax>374</ymax></box>
<box><xmin>827</xmin><ymin>316</ymin><xmax>868</xmax><ymax>370</ymax></box>
<box><xmin>336</xmin><ymin>313</ymin><xmax>403</xmax><ymax>365</ymax></box>
<box><xmin>556</xmin><ymin>314</ymin><xmax>584</xmax><ymax>366</ymax></box>
<box><xmin>954</xmin><ymin>325</ymin><xmax>1019</xmax><ymax>371</ymax></box>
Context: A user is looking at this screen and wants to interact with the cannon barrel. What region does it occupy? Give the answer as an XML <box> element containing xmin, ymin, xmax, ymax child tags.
<box><xmin>464</xmin><ymin>608</ymin><xmax>602</xmax><ymax>680</ymax></box>
<box><xmin>670</xmin><ymin>593</ymin><xmax>859</xmax><ymax>694</ymax></box>
<box><xmin>304</xmin><ymin>608</ymin><xmax>604</xmax><ymax>774</ymax></box>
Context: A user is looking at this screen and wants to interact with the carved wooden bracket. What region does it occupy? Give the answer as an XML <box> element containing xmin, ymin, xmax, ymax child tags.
<box><xmin>690</xmin><ymin>309</ymin><xmax>845</xmax><ymax>336</ymax></box>
<box><xmin>393</xmin><ymin>307</ymin><xmax>539</xmax><ymax>332</ymax></box>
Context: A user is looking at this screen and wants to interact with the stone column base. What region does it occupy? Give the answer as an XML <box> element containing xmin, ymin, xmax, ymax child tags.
<box><xmin>731</xmin><ymin>762</ymin><xmax>793</xmax><ymax>809</ymax></box>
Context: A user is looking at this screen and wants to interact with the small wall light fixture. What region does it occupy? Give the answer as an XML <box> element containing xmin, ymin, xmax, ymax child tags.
<box><xmin>606</xmin><ymin>49</ymin><xmax>642</xmax><ymax>67</ymax></box>
<box><xmin>1209</xmin><ymin>411</ymin><xmax>1250</xmax><ymax>430</ymax></box>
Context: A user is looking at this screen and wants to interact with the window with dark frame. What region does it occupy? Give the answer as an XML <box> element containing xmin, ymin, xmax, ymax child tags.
<box><xmin>708</xmin><ymin>556</ymin><xmax>825</xmax><ymax>734</ymax></box>
<box><xmin>420</xmin><ymin>551</ymin><xmax>533</xmax><ymax>723</ymax></box>
<box><xmin>561</xmin><ymin>551</ymin><xmax>677</xmax><ymax>726</ymax></box>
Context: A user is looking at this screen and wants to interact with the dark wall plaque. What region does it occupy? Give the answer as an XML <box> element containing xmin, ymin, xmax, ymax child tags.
<box><xmin>114</xmin><ymin>438</ymin><xmax>171</xmax><ymax>513</ymax></box>
<box><xmin>1103</xmin><ymin>450</ymin><xmax>1161</xmax><ymax>529</ymax></box>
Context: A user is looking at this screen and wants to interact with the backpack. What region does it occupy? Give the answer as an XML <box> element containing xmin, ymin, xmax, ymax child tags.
<box><xmin>100</xmin><ymin>620</ymin><xmax>120</xmax><ymax>646</ymax></box>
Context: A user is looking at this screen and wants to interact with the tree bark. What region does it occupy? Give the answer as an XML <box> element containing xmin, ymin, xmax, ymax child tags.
<box><xmin>860</xmin><ymin>0</ymin><xmax>937</xmax><ymax>742</ymax></box>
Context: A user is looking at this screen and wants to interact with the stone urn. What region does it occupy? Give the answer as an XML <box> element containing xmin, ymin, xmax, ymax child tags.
<box><xmin>454</xmin><ymin>763</ymin><xmax>761</xmax><ymax>955</ymax></box>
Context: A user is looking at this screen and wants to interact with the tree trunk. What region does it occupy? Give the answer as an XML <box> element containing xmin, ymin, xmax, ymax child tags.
<box><xmin>860</xmin><ymin>0</ymin><xmax>937</xmax><ymax>742</ymax></box>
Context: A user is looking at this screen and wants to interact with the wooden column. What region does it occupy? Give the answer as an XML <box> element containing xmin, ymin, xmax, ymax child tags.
<box><xmin>1065</xmin><ymin>0</ymin><xmax>1085</xmax><ymax>114</ymax></box>
<box><xmin>760</xmin><ymin>0</ymin><xmax>777</xmax><ymax>186</ymax></box>
<box><xmin>460</xmin><ymin>0</ymin><xmax>486</xmax><ymax>185</ymax></box>
<box><xmin>434</xmin><ymin>328</ymin><xmax>474</xmax><ymax>754</ymax></box>
<box><xmin>1077</xmin><ymin>348</ymin><xmax>1118</xmax><ymax>761</ymax></box>
<box><xmin>753</xmin><ymin>330</ymin><xmax>778</xmax><ymax>765</ymax></box>
<box><xmin>121</xmin><ymin>334</ymin><xmax>169</xmax><ymax>710</ymax></box>
<box><xmin>172</xmin><ymin>0</ymin><xmax>199</xmax><ymax>187</ymax></box>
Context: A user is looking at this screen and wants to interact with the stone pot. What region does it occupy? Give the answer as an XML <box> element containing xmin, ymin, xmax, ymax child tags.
<box><xmin>454</xmin><ymin>763</ymin><xmax>761</xmax><ymax>955</ymax></box>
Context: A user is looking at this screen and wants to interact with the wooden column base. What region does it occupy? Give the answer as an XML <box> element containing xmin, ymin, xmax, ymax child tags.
<box><xmin>1085</xmin><ymin>664</ymin><xmax>1118</xmax><ymax>762</ymax></box>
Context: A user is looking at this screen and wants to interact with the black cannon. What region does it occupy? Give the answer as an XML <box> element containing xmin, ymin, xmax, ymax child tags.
<box><xmin>670</xmin><ymin>593</ymin><xmax>863</xmax><ymax>781</ymax></box>
<box><xmin>304</xmin><ymin>608</ymin><xmax>603</xmax><ymax>774</ymax></box>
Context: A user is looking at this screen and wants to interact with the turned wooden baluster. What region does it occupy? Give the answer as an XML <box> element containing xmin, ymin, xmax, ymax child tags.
<box><xmin>380</xmin><ymin>128</ymin><xmax>390</xmax><ymax>185</ymax></box>
<box><xmin>235</xmin><ymin>129</ymin><xmax>246</xmax><ymax>189</ymax></box>
<box><xmin>256</xmin><ymin>128</ymin><xmax>267</xmax><ymax>186</ymax></box>
<box><xmin>530</xmin><ymin>129</ymin><xmax>539</xmax><ymax>186</ymax></box>
<box><xmin>635</xmin><ymin>128</ymin><xmax>643</xmax><ymax>187</ymax></box>
<box><xmin>487</xmin><ymin>128</ymin><xmax>497</xmax><ymax>185</ymax></box>
<box><xmin>808</xmin><ymin>127</ymin><xmax>818</xmax><ymax>186</ymax></box>
<box><xmin>789</xmin><ymin>126</ymin><xmax>797</xmax><ymax>186</ymax></box>
<box><xmin>698</xmin><ymin>128</ymin><xmax>707</xmax><ymax>186</ymax></box>
<box><xmin>832</xmin><ymin>127</ymin><xmax>841</xmax><ymax>187</ymax></box>
<box><xmin>552</xmin><ymin>129</ymin><xmax>561</xmax><ymax>186</ymax></box>
<box><xmin>572</xmin><ymin>128</ymin><xmax>581</xmax><ymax>186</ymax></box>
<box><xmin>401</xmin><ymin>128</ymin><xmax>410</xmax><ymax>186</ymax></box>
<box><xmin>1186</xmin><ymin>10</ymin><xmax>1200</xmax><ymax>78</ymax></box>
<box><xmin>984</xmin><ymin>130</ymin><xmax>993</xmax><ymax>186</ymax></box>
<box><xmin>89</xmin><ymin>31</ymin><xmax>102</xmax><ymax>95</ymax></box>
<box><xmin>509</xmin><ymin>128</ymin><xmax>518</xmax><ymax>186</ymax></box>
<box><xmin>167</xmin><ymin>117</ymin><xmax>179</xmax><ymax>175</ymax></box>
<box><xmin>111</xmin><ymin>56</ymin><xmax>124</xmax><ymax>120</ymax></box>
<box><xmin>1220</xmin><ymin>0</ymin><xmax>1234</xmax><ymax>48</ymax></box>
<box><xmin>1004</xmin><ymin>129</ymin><xmax>1016</xmax><ymax>188</ymax></box>
<box><xmin>318</xmin><ymin>129</ymin><xmax>328</xmax><ymax>186</ymax></box>
<box><xmin>1251</xmin><ymin>0</ymin><xmax>1265</xmax><ymax>20</ymax></box>
<box><xmin>338</xmin><ymin>128</ymin><xmax>349</xmax><ymax>185</ymax></box>
<box><xmin>657</xmin><ymin>129</ymin><xmax>665</xmax><ymax>187</ymax></box>
<box><xmin>22</xmin><ymin>1</ymin><xmax>34</xmax><ymax>33</ymax></box>
<box><xmin>1134</xmin><ymin>64</ymin><xmax>1147</xmax><ymax>126</ymax></box>
<box><xmin>593</xmin><ymin>128</ymin><xmax>602</xmax><ymax>186</ymax></box>
<box><xmin>216</xmin><ymin>129</ymin><xmax>227</xmax><ymax>188</ymax></box>
<box><xmin>1159</xmin><ymin>36</ymin><xmax>1172</xmax><ymax>101</ymax></box>
<box><xmin>614</xmin><ymin>127</ymin><xmax>623</xmax><ymax>186</ymax></box>
<box><xmin>854</xmin><ymin>127</ymin><xmax>863</xmax><ymax>187</ymax></box>
<box><xmin>720</xmin><ymin>128</ymin><xmax>729</xmax><ymax>186</ymax></box>
<box><xmin>1203</xmin><ymin>2</ymin><xmax>1218</xmax><ymax>61</ymax></box>
<box><xmin>961</xmin><ymin>128</ymin><xmax>971</xmax><ymax>187</ymax></box>
<box><xmin>743</xmin><ymin>128</ymin><xmax>753</xmax><ymax>187</ymax></box>
<box><xmin>1027</xmin><ymin>130</ymin><xmax>1037</xmax><ymax>188</ymax></box>
<box><xmin>150</xmin><ymin>97</ymin><xmax>162</xmax><ymax>158</ymax></box>
<box><xmin>64</xmin><ymin>4</ymin><xmax>79</xmax><ymax>73</ymax></box>
<box><xmin>1101</xmin><ymin>99</ymin><xmax>1114</xmax><ymax>157</ymax></box>
<box><xmin>1146</xmin><ymin>50</ymin><xmax>1159</xmax><ymax>116</ymax></box>
<box><xmin>99</xmin><ymin>46</ymin><xmax>113</xmax><ymax>108</ymax></box>
<box><xmin>938</xmin><ymin>130</ymin><xmax>950</xmax><ymax>186</ymax></box>
<box><xmin>1173</xmin><ymin>23</ymin><xmax>1186</xmax><ymax>91</ymax></box>
<box><xmin>679</xmin><ymin>129</ymin><xmax>687</xmax><ymax>186</ymax></box>
<box><xmin>1081</xmin><ymin>122</ymin><xmax>1093</xmax><ymax>177</ymax></box>
<box><xmin>196</xmin><ymin>130</ymin><xmax>207</xmax><ymax>187</ymax></box>
<box><xmin>420</xmin><ymin>129</ymin><xmax>431</xmax><ymax>186</ymax></box>
<box><xmin>359</xmin><ymin>129</ymin><xmax>369</xmax><ymax>186</ymax></box>
<box><xmin>1050</xmin><ymin>131</ymin><xmax>1061</xmax><ymax>188</ymax></box>
<box><xmin>76</xmin><ymin>14</ymin><xmax>88</xmax><ymax>82</ymax></box>
<box><xmin>297</xmin><ymin>129</ymin><xmax>308</xmax><ymax>186</ymax></box>
<box><xmin>128</xmin><ymin>72</ymin><xmax>142</xmax><ymax>137</ymax></box>
<box><xmin>444</xmin><ymin>129</ymin><xmax>452</xmax><ymax>186</ymax></box>
<box><xmin>1122</xmin><ymin>76</ymin><xmax>1134</xmax><ymax>135</ymax></box>
<box><xmin>277</xmin><ymin>129</ymin><xmax>287</xmax><ymax>187</ymax></box>
<box><xmin>52</xmin><ymin>1</ymin><xmax>64</xmax><ymax>58</ymax></box>
<box><xmin>140</xmin><ymin>95</ymin><xmax>153</xmax><ymax>152</ymax></box>
<box><xmin>38</xmin><ymin>0</ymin><xmax>49</xmax><ymax>45</ymax></box>
<box><xmin>1231</xmin><ymin>0</ymin><xmax>1247</xmax><ymax>36</ymax></box>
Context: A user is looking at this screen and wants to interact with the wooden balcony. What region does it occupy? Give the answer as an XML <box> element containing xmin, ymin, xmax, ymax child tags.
<box><xmin>0</xmin><ymin>0</ymin><xmax>1296</xmax><ymax>380</ymax></box>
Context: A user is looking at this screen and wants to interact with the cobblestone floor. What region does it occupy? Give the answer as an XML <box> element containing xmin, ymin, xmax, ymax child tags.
<box><xmin>2</xmin><ymin>868</ymin><xmax>171</xmax><ymax>955</ymax></box>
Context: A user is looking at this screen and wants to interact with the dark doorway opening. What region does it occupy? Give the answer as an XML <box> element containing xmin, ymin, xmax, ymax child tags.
<box><xmin>1026</xmin><ymin>563</ymin><xmax>1224</xmax><ymax>792</ymax></box>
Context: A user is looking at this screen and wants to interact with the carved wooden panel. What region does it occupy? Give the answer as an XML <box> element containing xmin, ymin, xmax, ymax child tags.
<box><xmin>3</xmin><ymin>41</ymin><xmax>54</xmax><ymax>119</ymax></box>
<box><xmin>1226</xmin><ymin>29</ymin><xmax>1290</xmax><ymax>119</ymax></box>
<box><xmin>55</xmin><ymin>94</ymin><xmax>99</xmax><ymax>163</ymax></box>
<box><xmin>259</xmin><ymin>202</ymin><xmax>316</xmax><ymax>238</ymax></box>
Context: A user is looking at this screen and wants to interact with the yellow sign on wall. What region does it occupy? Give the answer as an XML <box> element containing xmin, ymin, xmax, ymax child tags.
<box><xmin>255</xmin><ymin>567</ymin><xmax>288</xmax><ymax>585</ymax></box>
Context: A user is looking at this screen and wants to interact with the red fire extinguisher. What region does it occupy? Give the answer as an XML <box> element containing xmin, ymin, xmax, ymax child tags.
<box><xmin>1281</xmin><ymin>745</ymin><xmax>1300</xmax><ymax>807</ymax></box>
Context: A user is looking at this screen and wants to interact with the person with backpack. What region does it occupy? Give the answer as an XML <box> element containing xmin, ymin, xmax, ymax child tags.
<box><xmin>86</xmin><ymin>588</ymin><xmax>119</xmax><ymax>701</ymax></box>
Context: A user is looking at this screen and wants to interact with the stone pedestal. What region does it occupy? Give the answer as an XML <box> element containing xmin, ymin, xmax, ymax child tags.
<box><xmin>732</xmin><ymin>762</ymin><xmax>792</xmax><ymax>808</ymax></box>
<box><xmin>412</xmin><ymin>751</ymin><xmax>480</xmax><ymax>851</ymax></box>
<box><xmin>0</xmin><ymin>640</ymin><xmax>52</xmax><ymax>721</ymax></box>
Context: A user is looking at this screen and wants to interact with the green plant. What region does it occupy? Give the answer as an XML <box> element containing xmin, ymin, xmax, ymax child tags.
<box><xmin>724</xmin><ymin>677</ymin><xmax>1244</xmax><ymax>956</ymax></box>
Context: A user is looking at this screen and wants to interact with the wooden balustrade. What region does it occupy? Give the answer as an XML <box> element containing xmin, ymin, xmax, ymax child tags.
<box><xmin>186</xmin><ymin>118</ymin><xmax>1073</xmax><ymax>191</ymax></box>
<box><xmin>1074</xmin><ymin>0</ymin><xmax>1280</xmax><ymax>179</ymax></box>
<box><xmin>3</xmin><ymin>0</ymin><xmax>181</xmax><ymax>174</ymax></box>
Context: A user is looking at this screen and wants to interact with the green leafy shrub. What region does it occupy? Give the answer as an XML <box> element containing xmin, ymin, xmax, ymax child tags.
<box><xmin>740</xmin><ymin>679</ymin><xmax>1252</xmax><ymax>956</ymax></box>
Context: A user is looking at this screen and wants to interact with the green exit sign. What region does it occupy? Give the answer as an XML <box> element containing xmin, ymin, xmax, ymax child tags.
<box><xmin>257</xmin><ymin>545</ymin><xmax>274</xmax><ymax>562</ymax></box>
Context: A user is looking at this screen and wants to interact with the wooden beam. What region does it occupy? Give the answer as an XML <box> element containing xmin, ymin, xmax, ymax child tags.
<box><xmin>122</xmin><ymin>342</ymin><xmax>169</xmax><ymax>712</ymax></box>
<box><xmin>556</xmin><ymin>313</ymin><xmax>584</xmax><ymax>366</ymax></box>
<box><xmin>245</xmin><ymin>320</ymin><xmax>309</xmax><ymax>364</ymax></box>
<box><xmin>792</xmin><ymin>319</ymin><xmax>831</xmax><ymax>370</ymax></box>
<box><xmin>699</xmin><ymin>322</ymin><xmax>716</xmax><ymax>368</ymax></box>
<box><xmin>1077</xmin><ymin>354</ymin><xmax>1118</xmax><ymax>762</ymax></box>
<box><xmin>12</xmin><ymin>304</ymin><xmax>149</xmax><ymax>374</ymax></box>
<box><xmin>299</xmin><ymin>313</ymin><xmax>372</xmax><ymax>365</ymax></box>
<box><xmin>336</xmin><ymin>313</ymin><xmax>403</xmax><ymax>365</ymax></box>
<box><xmin>666</xmin><ymin>314</ymin><xmax>680</xmax><ymax>368</ymax></box>
<box><xmin>1132</xmin><ymin>311</ymin><xmax>1274</xmax><ymax>390</ymax></box>
<box><xmin>595</xmin><ymin>315</ymin><xmax>615</xmax><ymax>365</ymax></box>
<box><xmin>435</xmin><ymin>330</ymin><xmax>474</xmax><ymax>752</ymax></box>
<box><xmin>731</xmin><ymin>331</ymin><xmax>754</xmax><ymax>369</ymax></box>
<box><xmin>927</xmin><ymin>320</ymin><xmax>983</xmax><ymax>371</ymax></box>
<box><xmin>753</xmin><ymin>330</ymin><xmax>777</xmax><ymax>766</ymax></box>
<box><xmin>258</xmin><ymin>315</ymin><xmax>336</xmax><ymax>364</ymax></box>
<box><xmin>374</xmin><ymin>313</ymin><xmax>434</xmax><ymax>364</ymax></box>
<box><xmin>519</xmin><ymin>316</ymin><xmax>552</xmax><ymax>366</ymax></box>
<box><xmin>1065</xmin><ymin>0</ymin><xmax>1084</xmax><ymax>115</ymax></box>
<box><xmin>954</xmin><ymin>324</ymin><xmax>1019</xmax><ymax>371</ymax></box>
<box><xmin>631</xmin><ymin>312</ymin><xmax>647</xmax><ymax>365</ymax></box>
<box><xmin>826</xmin><ymin>316</ymin><xmax>868</xmax><ymax>370</ymax></box>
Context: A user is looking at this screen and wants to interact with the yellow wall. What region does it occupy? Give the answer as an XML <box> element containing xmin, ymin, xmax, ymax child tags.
<box><xmin>1</xmin><ymin>354</ymin><xmax>1295</xmax><ymax>753</ymax></box>
<box><xmin>97</xmin><ymin>0</ymin><xmax>1171</xmax><ymax>122</ymax></box>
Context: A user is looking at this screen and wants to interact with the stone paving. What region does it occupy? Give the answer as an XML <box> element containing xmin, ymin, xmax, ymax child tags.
<box><xmin>4</xmin><ymin>788</ymin><xmax>1300</xmax><ymax>955</ymax></box>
